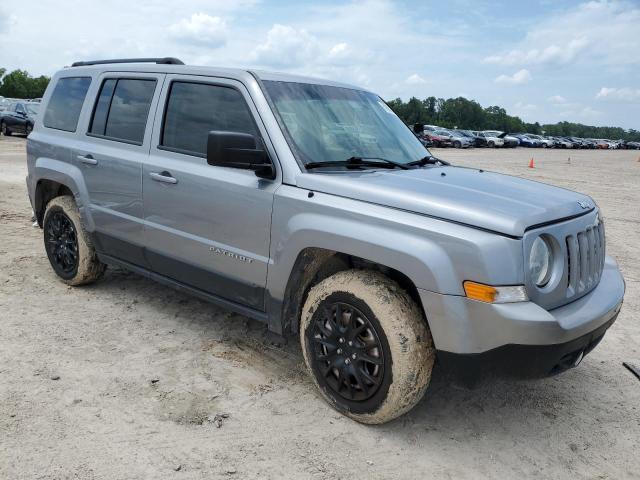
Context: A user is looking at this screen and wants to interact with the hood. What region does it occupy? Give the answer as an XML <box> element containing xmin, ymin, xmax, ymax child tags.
<box><xmin>295</xmin><ymin>166</ymin><xmax>594</xmax><ymax>237</ymax></box>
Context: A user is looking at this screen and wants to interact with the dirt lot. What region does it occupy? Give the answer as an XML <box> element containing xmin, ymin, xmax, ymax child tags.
<box><xmin>1</xmin><ymin>135</ymin><xmax>638</xmax><ymax>479</ymax></box>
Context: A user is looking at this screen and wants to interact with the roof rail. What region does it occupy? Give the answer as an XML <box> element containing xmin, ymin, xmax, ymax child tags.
<box><xmin>70</xmin><ymin>57</ymin><xmax>185</xmax><ymax>67</ymax></box>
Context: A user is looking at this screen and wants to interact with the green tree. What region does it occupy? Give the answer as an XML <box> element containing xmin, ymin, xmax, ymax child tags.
<box><xmin>0</xmin><ymin>69</ymin><xmax>50</xmax><ymax>98</ymax></box>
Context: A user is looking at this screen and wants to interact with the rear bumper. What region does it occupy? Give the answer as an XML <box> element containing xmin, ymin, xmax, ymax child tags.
<box><xmin>419</xmin><ymin>255</ymin><xmax>625</xmax><ymax>377</ymax></box>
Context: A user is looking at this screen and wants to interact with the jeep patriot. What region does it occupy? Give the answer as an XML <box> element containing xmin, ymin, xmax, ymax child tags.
<box><xmin>26</xmin><ymin>58</ymin><xmax>625</xmax><ymax>424</ymax></box>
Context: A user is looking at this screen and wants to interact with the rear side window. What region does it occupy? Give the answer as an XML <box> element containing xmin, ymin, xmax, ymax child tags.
<box><xmin>43</xmin><ymin>77</ymin><xmax>91</xmax><ymax>132</ymax></box>
<box><xmin>161</xmin><ymin>82</ymin><xmax>257</xmax><ymax>157</ymax></box>
<box><xmin>89</xmin><ymin>78</ymin><xmax>156</xmax><ymax>144</ymax></box>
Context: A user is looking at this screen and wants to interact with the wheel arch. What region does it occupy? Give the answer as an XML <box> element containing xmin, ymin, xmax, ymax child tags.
<box><xmin>32</xmin><ymin>158</ymin><xmax>93</xmax><ymax>230</ymax></box>
<box><xmin>276</xmin><ymin>247</ymin><xmax>427</xmax><ymax>337</ymax></box>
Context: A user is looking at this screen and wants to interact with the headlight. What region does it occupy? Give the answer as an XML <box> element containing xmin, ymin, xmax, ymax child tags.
<box><xmin>529</xmin><ymin>236</ymin><xmax>552</xmax><ymax>287</ymax></box>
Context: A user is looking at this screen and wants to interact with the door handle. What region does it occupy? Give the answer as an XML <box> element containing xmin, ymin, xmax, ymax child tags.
<box><xmin>77</xmin><ymin>154</ymin><xmax>98</xmax><ymax>165</ymax></box>
<box><xmin>150</xmin><ymin>171</ymin><xmax>178</xmax><ymax>184</ymax></box>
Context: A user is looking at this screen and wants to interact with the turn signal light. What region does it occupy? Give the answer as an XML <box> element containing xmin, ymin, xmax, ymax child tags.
<box><xmin>463</xmin><ymin>281</ymin><xmax>528</xmax><ymax>304</ymax></box>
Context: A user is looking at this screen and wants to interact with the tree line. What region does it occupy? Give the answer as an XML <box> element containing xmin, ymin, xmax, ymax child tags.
<box><xmin>1</xmin><ymin>67</ymin><xmax>638</xmax><ymax>141</ymax></box>
<box><xmin>0</xmin><ymin>68</ymin><xmax>50</xmax><ymax>99</ymax></box>
<box><xmin>387</xmin><ymin>96</ymin><xmax>640</xmax><ymax>142</ymax></box>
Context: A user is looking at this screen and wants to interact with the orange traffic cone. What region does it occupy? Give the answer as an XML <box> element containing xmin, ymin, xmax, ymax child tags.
<box><xmin>528</xmin><ymin>158</ymin><xmax>535</xmax><ymax>168</ymax></box>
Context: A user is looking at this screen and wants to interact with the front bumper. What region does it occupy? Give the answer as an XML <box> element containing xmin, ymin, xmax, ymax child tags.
<box><xmin>419</xmin><ymin>255</ymin><xmax>624</xmax><ymax>378</ymax></box>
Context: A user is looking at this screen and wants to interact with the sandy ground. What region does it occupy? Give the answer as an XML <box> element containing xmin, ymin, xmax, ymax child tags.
<box><xmin>1</xmin><ymin>135</ymin><xmax>638</xmax><ymax>479</ymax></box>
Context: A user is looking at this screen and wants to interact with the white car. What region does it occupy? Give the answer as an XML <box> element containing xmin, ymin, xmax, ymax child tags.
<box><xmin>479</xmin><ymin>131</ymin><xmax>505</xmax><ymax>147</ymax></box>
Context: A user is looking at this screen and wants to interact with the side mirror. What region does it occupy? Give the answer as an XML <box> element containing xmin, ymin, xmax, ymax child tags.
<box><xmin>206</xmin><ymin>131</ymin><xmax>274</xmax><ymax>179</ymax></box>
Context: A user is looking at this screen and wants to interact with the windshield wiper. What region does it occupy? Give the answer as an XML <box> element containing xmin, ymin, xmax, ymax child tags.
<box><xmin>305</xmin><ymin>156</ymin><xmax>410</xmax><ymax>170</ymax></box>
<box><xmin>407</xmin><ymin>155</ymin><xmax>450</xmax><ymax>168</ymax></box>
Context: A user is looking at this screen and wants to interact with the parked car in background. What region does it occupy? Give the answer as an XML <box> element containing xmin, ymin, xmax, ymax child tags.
<box><xmin>477</xmin><ymin>131</ymin><xmax>504</xmax><ymax>148</ymax></box>
<box><xmin>457</xmin><ymin>129</ymin><xmax>486</xmax><ymax>147</ymax></box>
<box><xmin>551</xmin><ymin>137</ymin><xmax>574</xmax><ymax>149</ymax></box>
<box><xmin>526</xmin><ymin>134</ymin><xmax>554</xmax><ymax>148</ymax></box>
<box><xmin>0</xmin><ymin>101</ymin><xmax>40</xmax><ymax>136</ymax></box>
<box><xmin>423</xmin><ymin>130</ymin><xmax>453</xmax><ymax>147</ymax></box>
<box><xmin>447</xmin><ymin>130</ymin><xmax>474</xmax><ymax>148</ymax></box>
<box><xmin>484</xmin><ymin>130</ymin><xmax>518</xmax><ymax>148</ymax></box>
<box><xmin>513</xmin><ymin>134</ymin><xmax>540</xmax><ymax>148</ymax></box>
<box><xmin>414</xmin><ymin>131</ymin><xmax>433</xmax><ymax>148</ymax></box>
<box><xmin>0</xmin><ymin>97</ymin><xmax>11</xmax><ymax>112</ymax></box>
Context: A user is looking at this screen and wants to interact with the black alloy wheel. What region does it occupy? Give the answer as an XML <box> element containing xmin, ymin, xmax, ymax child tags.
<box><xmin>308</xmin><ymin>300</ymin><xmax>386</xmax><ymax>403</ymax></box>
<box><xmin>44</xmin><ymin>210</ymin><xmax>79</xmax><ymax>279</ymax></box>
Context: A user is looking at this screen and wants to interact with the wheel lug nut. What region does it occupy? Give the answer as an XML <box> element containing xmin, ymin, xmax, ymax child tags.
<box><xmin>351</xmin><ymin>353</ymin><xmax>356</xmax><ymax>359</ymax></box>
<box><xmin>348</xmin><ymin>341</ymin><xmax>353</xmax><ymax>346</ymax></box>
<box><xmin>337</xmin><ymin>348</ymin><xmax>342</xmax><ymax>354</ymax></box>
<box><xmin>339</xmin><ymin>338</ymin><xmax>345</xmax><ymax>343</ymax></box>
<box><xmin>345</xmin><ymin>358</ymin><xmax>351</xmax><ymax>365</ymax></box>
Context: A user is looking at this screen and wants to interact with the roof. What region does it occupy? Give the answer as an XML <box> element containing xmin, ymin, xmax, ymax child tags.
<box><xmin>63</xmin><ymin>61</ymin><xmax>368</xmax><ymax>92</ymax></box>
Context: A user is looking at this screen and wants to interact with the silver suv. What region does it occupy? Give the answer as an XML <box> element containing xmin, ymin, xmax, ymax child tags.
<box><xmin>26</xmin><ymin>58</ymin><xmax>625</xmax><ymax>424</ymax></box>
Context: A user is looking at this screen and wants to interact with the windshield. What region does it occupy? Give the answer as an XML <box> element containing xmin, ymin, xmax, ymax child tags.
<box><xmin>26</xmin><ymin>104</ymin><xmax>40</xmax><ymax>115</ymax></box>
<box><xmin>263</xmin><ymin>81</ymin><xmax>428</xmax><ymax>167</ymax></box>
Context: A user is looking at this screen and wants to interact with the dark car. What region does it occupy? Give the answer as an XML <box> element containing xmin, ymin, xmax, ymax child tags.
<box><xmin>513</xmin><ymin>134</ymin><xmax>539</xmax><ymax>147</ymax></box>
<box><xmin>0</xmin><ymin>101</ymin><xmax>40</xmax><ymax>136</ymax></box>
<box><xmin>457</xmin><ymin>129</ymin><xmax>486</xmax><ymax>147</ymax></box>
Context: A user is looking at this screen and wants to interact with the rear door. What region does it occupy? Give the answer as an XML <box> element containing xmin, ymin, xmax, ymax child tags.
<box><xmin>143</xmin><ymin>75</ymin><xmax>279</xmax><ymax>310</ymax></box>
<box><xmin>72</xmin><ymin>72</ymin><xmax>164</xmax><ymax>266</ymax></box>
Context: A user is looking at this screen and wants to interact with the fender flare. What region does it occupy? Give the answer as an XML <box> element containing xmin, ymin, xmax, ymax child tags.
<box><xmin>33</xmin><ymin>157</ymin><xmax>94</xmax><ymax>231</ymax></box>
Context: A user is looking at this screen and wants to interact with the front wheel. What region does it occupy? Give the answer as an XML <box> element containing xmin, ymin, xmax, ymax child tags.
<box><xmin>488</xmin><ymin>140</ymin><xmax>495</xmax><ymax>147</ymax></box>
<box><xmin>453</xmin><ymin>141</ymin><xmax>461</xmax><ymax>148</ymax></box>
<box><xmin>26</xmin><ymin>124</ymin><xmax>33</xmax><ymax>136</ymax></box>
<box><xmin>1</xmin><ymin>122</ymin><xmax>11</xmax><ymax>136</ymax></box>
<box><xmin>300</xmin><ymin>270</ymin><xmax>435</xmax><ymax>424</ymax></box>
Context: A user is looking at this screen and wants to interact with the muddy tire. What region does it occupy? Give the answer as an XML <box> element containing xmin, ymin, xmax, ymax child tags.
<box><xmin>300</xmin><ymin>270</ymin><xmax>435</xmax><ymax>424</ymax></box>
<box><xmin>43</xmin><ymin>195</ymin><xmax>106</xmax><ymax>285</ymax></box>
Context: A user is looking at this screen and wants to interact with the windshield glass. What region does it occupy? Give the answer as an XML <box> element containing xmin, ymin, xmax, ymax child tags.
<box><xmin>263</xmin><ymin>81</ymin><xmax>428</xmax><ymax>166</ymax></box>
<box><xmin>26</xmin><ymin>104</ymin><xmax>40</xmax><ymax>115</ymax></box>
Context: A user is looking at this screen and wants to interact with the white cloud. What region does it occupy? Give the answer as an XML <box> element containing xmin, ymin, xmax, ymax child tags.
<box><xmin>169</xmin><ymin>13</ymin><xmax>228</xmax><ymax>47</ymax></box>
<box><xmin>251</xmin><ymin>24</ymin><xmax>319</xmax><ymax>68</ymax></box>
<box><xmin>548</xmin><ymin>95</ymin><xmax>567</xmax><ymax>104</ymax></box>
<box><xmin>596</xmin><ymin>87</ymin><xmax>640</xmax><ymax>102</ymax></box>
<box><xmin>514</xmin><ymin>101</ymin><xmax>537</xmax><ymax>111</ymax></box>
<box><xmin>495</xmin><ymin>69</ymin><xmax>532</xmax><ymax>85</ymax></box>
<box><xmin>485</xmin><ymin>37</ymin><xmax>588</xmax><ymax>66</ymax></box>
<box><xmin>405</xmin><ymin>73</ymin><xmax>427</xmax><ymax>85</ymax></box>
<box><xmin>483</xmin><ymin>1</ymin><xmax>640</xmax><ymax>67</ymax></box>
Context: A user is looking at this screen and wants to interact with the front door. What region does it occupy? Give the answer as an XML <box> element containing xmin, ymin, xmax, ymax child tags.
<box><xmin>143</xmin><ymin>75</ymin><xmax>279</xmax><ymax>311</ymax></box>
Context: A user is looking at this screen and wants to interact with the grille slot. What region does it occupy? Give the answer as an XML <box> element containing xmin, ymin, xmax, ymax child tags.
<box><xmin>565</xmin><ymin>221</ymin><xmax>605</xmax><ymax>300</ymax></box>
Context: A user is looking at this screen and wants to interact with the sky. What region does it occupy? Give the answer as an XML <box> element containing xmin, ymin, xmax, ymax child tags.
<box><xmin>1</xmin><ymin>0</ymin><xmax>639</xmax><ymax>129</ymax></box>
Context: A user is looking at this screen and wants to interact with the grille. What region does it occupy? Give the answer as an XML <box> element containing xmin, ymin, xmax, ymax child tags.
<box><xmin>565</xmin><ymin>220</ymin><xmax>605</xmax><ymax>299</ymax></box>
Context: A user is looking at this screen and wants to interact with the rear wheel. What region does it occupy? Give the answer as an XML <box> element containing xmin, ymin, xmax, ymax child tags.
<box><xmin>43</xmin><ymin>195</ymin><xmax>106</xmax><ymax>285</ymax></box>
<box><xmin>300</xmin><ymin>270</ymin><xmax>435</xmax><ymax>424</ymax></box>
<box><xmin>26</xmin><ymin>124</ymin><xmax>33</xmax><ymax>136</ymax></box>
<box><xmin>453</xmin><ymin>141</ymin><xmax>462</xmax><ymax>148</ymax></box>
